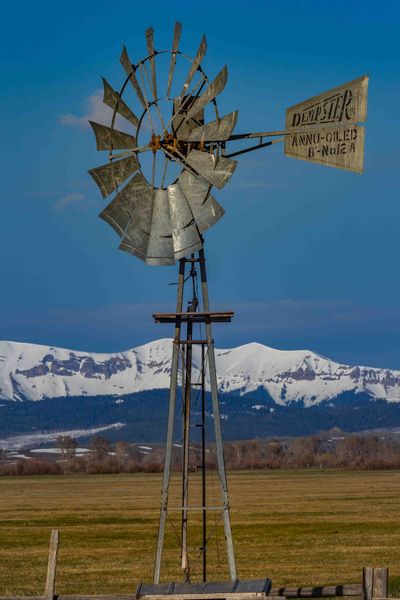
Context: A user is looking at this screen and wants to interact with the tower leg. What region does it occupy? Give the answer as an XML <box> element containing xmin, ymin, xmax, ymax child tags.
<box><xmin>181</xmin><ymin>257</ymin><xmax>198</xmax><ymax>581</ymax></box>
<box><xmin>181</xmin><ymin>315</ymin><xmax>193</xmax><ymax>580</ymax></box>
<box><xmin>198</xmin><ymin>248</ymin><xmax>237</xmax><ymax>581</ymax></box>
<box><xmin>201</xmin><ymin>342</ymin><xmax>207</xmax><ymax>583</ymax></box>
<box><xmin>153</xmin><ymin>259</ymin><xmax>185</xmax><ymax>584</ymax></box>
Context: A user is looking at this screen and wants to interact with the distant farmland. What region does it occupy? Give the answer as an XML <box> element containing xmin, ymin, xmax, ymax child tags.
<box><xmin>1</xmin><ymin>471</ymin><xmax>400</xmax><ymax>595</ymax></box>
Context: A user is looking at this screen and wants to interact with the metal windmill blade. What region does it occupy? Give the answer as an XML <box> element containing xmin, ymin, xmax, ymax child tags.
<box><xmin>89</xmin><ymin>23</ymin><xmax>239</xmax><ymax>266</ymax></box>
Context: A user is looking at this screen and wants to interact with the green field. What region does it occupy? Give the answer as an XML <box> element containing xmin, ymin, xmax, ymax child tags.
<box><xmin>1</xmin><ymin>470</ymin><xmax>400</xmax><ymax>595</ymax></box>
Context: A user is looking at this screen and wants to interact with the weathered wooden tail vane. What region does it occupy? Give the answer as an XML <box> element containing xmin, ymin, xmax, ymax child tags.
<box><xmin>284</xmin><ymin>75</ymin><xmax>368</xmax><ymax>172</ymax></box>
<box><xmin>88</xmin><ymin>23</ymin><xmax>368</xmax><ymax>585</ymax></box>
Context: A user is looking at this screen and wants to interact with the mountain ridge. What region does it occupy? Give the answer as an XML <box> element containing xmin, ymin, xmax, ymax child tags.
<box><xmin>1</xmin><ymin>338</ymin><xmax>400</xmax><ymax>406</ymax></box>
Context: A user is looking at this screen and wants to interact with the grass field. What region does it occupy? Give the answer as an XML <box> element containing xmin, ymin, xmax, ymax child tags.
<box><xmin>1</xmin><ymin>470</ymin><xmax>400</xmax><ymax>595</ymax></box>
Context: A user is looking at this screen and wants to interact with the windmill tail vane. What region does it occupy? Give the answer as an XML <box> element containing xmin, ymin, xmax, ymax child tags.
<box><xmin>87</xmin><ymin>22</ymin><xmax>368</xmax><ymax>584</ymax></box>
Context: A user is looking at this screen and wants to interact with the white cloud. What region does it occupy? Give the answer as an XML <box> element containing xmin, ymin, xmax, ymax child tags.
<box><xmin>59</xmin><ymin>90</ymin><xmax>134</xmax><ymax>133</ymax></box>
<box><xmin>59</xmin><ymin>90</ymin><xmax>112</xmax><ymax>130</ymax></box>
<box><xmin>55</xmin><ymin>193</ymin><xmax>86</xmax><ymax>211</ymax></box>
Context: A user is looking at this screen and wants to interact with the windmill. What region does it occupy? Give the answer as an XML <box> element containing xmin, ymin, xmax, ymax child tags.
<box><xmin>88</xmin><ymin>23</ymin><xmax>368</xmax><ymax>585</ymax></box>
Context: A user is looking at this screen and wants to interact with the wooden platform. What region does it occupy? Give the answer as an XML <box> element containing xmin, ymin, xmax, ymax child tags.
<box><xmin>136</xmin><ymin>580</ymin><xmax>271</xmax><ymax>598</ymax></box>
<box><xmin>140</xmin><ymin>594</ymin><xmax>279</xmax><ymax>600</ymax></box>
<box><xmin>153</xmin><ymin>312</ymin><xmax>234</xmax><ymax>324</ymax></box>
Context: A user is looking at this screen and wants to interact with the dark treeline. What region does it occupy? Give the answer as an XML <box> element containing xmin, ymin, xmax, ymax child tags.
<box><xmin>2</xmin><ymin>433</ymin><xmax>400</xmax><ymax>475</ymax></box>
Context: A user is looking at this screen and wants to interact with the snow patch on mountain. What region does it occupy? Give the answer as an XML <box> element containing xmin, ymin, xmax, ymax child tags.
<box><xmin>1</xmin><ymin>339</ymin><xmax>400</xmax><ymax>406</ymax></box>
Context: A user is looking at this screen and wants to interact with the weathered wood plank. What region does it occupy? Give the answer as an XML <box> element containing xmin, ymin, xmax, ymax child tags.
<box><xmin>140</xmin><ymin>594</ymin><xmax>270</xmax><ymax>600</ymax></box>
<box><xmin>0</xmin><ymin>596</ymin><xmax>282</xmax><ymax>600</ymax></box>
<box><xmin>45</xmin><ymin>530</ymin><xmax>59</xmax><ymax>600</ymax></box>
<box><xmin>372</xmin><ymin>569</ymin><xmax>388</xmax><ymax>600</ymax></box>
<box><xmin>270</xmin><ymin>585</ymin><xmax>362</xmax><ymax>598</ymax></box>
<box><xmin>0</xmin><ymin>596</ymin><xmax>136</xmax><ymax>600</ymax></box>
<box><xmin>0</xmin><ymin>597</ymin><xmax>45</xmax><ymax>600</ymax></box>
<box><xmin>362</xmin><ymin>568</ymin><xmax>374</xmax><ymax>600</ymax></box>
<box><xmin>58</xmin><ymin>597</ymin><xmax>137</xmax><ymax>600</ymax></box>
<box><xmin>284</xmin><ymin>75</ymin><xmax>368</xmax><ymax>174</ymax></box>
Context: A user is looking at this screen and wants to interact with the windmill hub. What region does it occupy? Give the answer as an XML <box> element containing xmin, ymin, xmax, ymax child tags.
<box><xmin>150</xmin><ymin>133</ymin><xmax>162</xmax><ymax>153</ymax></box>
<box><xmin>148</xmin><ymin>129</ymin><xmax>207</xmax><ymax>161</ymax></box>
<box><xmin>149</xmin><ymin>132</ymin><xmax>183</xmax><ymax>156</ymax></box>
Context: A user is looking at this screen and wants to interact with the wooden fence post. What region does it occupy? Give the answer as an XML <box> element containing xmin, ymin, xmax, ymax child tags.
<box><xmin>372</xmin><ymin>568</ymin><xmax>389</xmax><ymax>599</ymax></box>
<box><xmin>362</xmin><ymin>567</ymin><xmax>389</xmax><ymax>600</ymax></box>
<box><xmin>45</xmin><ymin>529</ymin><xmax>59</xmax><ymax>600</ymax></box>
<box><xmin>363</xmin><ymin>567</ymin><xmax>374</xmax><ymax>600</ymax></box>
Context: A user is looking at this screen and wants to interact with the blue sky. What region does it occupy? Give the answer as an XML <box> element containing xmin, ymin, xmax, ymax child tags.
<box><xmin>1</xmin><ymin>0</ymin><xmax>400</xmax><ymax>368</ymax></box>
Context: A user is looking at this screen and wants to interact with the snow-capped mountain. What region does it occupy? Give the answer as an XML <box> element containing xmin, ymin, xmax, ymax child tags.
<box><xmin>1</xmin><ymin>338</ymin><xmax>400</xmax><ymax>406</ymax></box>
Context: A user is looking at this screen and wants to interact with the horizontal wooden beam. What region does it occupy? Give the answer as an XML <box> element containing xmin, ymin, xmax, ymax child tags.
<box><xmin>178</xmin><ymin>340</ymin><xmax>209</xmax><ymax>345</ymax></box>
<box><xmin>0</xmin><ymin>596</ymin><xmax>137</xmax><ymax>600</ymax></box>
<box><xmin>270</xmin><ymin>585</ymin><xmax>362</xmax><ymax>598</ymax></box>
<box><xmin>141</xmin><ymin>594</ymin><xmax>274</xmax><ymax>600</ymax></box>
<box><xmin>0</xmin><ymin>596</ymin><xmax>282</xmax><ymax>600</ymax></box>
<box><xmin>153</xmin><ymin>312</ymin><xmax>234</xmax><ymax>324</ymax></box>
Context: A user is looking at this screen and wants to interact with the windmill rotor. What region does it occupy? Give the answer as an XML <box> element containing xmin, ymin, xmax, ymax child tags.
<box><xmin>89</xmin><ymin>23</ymin><xmax>369</xmax><ymax>267</ymax></box>
<box><xmin>89</xmin><ymin>23</ymin><xmax>240</xmax><ymax>266</ymax></box>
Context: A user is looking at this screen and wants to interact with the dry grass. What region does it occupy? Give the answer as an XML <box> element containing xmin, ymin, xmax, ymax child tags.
<box><xmin>1</xmin><ymin>470</ymin><xmax>400</xmax><ymax>595</ymax></box>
